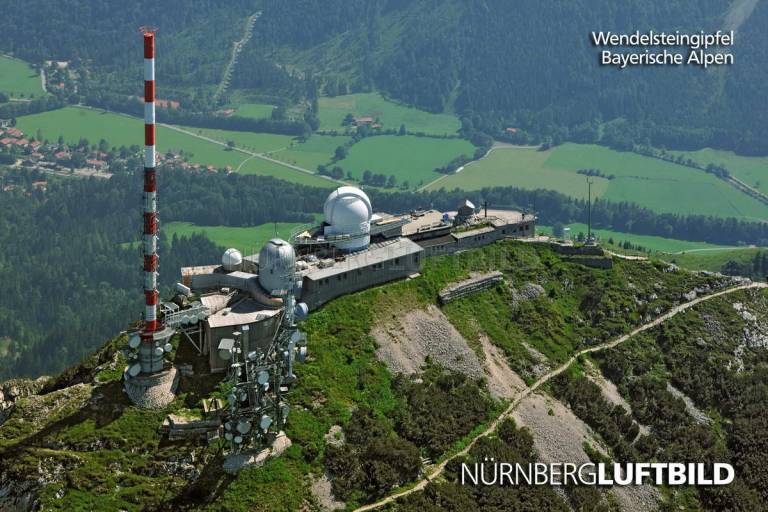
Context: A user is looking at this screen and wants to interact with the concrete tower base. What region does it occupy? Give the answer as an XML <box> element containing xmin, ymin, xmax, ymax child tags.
<box><xmin>124</xmin><ymin>366</ymin><xmax>179</xmax><ymax>409</ymax></box>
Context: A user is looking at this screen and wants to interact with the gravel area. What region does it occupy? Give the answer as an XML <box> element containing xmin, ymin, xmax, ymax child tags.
<box><xmin>311</xmin><ymin>473</ymin><xmax>346</xmax><ymax>511</ymax></box>
<box><xmin>666</xmin><ymin>383</ymin><xmax>712</xmax><ymax>425</ymax></box>
<box><xmin>514</xmin><ymin>392</ymin><xmax>660</xmax><ymax>512</ymax></box>
<box><xmin>373</xmin><ymin>305</ymin><xmax>484</xmax><ymax>380</ymax></box>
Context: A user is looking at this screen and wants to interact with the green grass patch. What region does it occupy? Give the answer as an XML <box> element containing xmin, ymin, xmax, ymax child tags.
<box><xmin>668</xmin><ymin>148</ymin><xmax>768</xmax><ymax>195</ymax></box>
<box><xmin>431</xmin><ymin>143</ymin><xmax>768</xmax><ymax>221</ymax></box>
<box><xmin>337</xmin><ymin>135</ymin><xmax>475</xmax><ymax>188</ymax></box>
<box><xmin>664</xmin><ymin>247</ymin><xmax>763</xmax><ymax>273</ymax></box>
<box><xmin>235</xmin><ymin>157</ymin><xmax>335</xmax><ymax>187</ymax></box>
<box><xmin>164</xmin><ymin>221</ymin><xmax>315</xmax><ymax>254</ymax></box>
<box><xmin>188</xmin><ymin>127</ymin><xmax>293</xmax><ymax>154</ymax></box>
<box><xmin>271</xmin><ymin>134</ymin><xmax>351</xmax><ymax>170</ymax></box>
<box><xmin>232</xmin><ymin>102</ymin><xmax>274</xmax><ymax>119</ymax></box>
<box><xmin>318</xmin><ymin>92</ymin><xmax>460</xmax><ymax>135</ymax></box>
<box><xmin>0</xmin><ymin>55</ymin><xmax>43</xmax><ymax>98</ymax></box>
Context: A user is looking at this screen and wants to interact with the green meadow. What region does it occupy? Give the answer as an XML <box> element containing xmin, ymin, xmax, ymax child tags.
<box><xmin>164</xmin><ymin>221</ymin><xmax>312</xmax><ymax>254</ymax></box>
<box><xmin>318</xmin><ymin>92</ymin><xmax>460</xmax><ymax>135</ymax></box>
<box><xmin>271</xmin><ymin>134</ymin><xmax>351</xmax><ymax>170</ymax></box>
<box><xmin>663</xmin><ymin>247</ymin><xmax>763</xmax><ymax>273</ymax></box>
<box><xmin>431</xmin><ymin>143</ymin><xmax>768</xmax><ymax>221</ymax></box>
<box><xmin>668</xmin><ymin>148</ymin><xmax>768</xmax><ymax>195</ymax></box>
<box><xmin>0</xmin><ymin>55</ymin><xmax>42</xmax><ymax>98</ymax></box>
<box><xmin>189</xmin><ymin>127</ymin><xmax>293</xmax><ymax>154</ymax></box>
<box><xmin>232</xmin><ymin>102</ymin><xmax>274</xmax><ymax>119</ymax></box>
<box><xmin>236</xmin><ymin>157</ymin><xmax>335</xmax><ymax>187</ymax></box>
<box><xmin>14</xmin><ymin>107</ymin><xmax>330</xmax><ymax>186</ymax></box>
<box><xmin>336</xmin><ymin>135</ymin><xmax>474</xmax><ymax>188</ymax></box>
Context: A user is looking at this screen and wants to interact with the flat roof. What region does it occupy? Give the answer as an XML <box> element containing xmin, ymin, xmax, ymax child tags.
<box><xmin>401</xmin><ymin>210</ymin><xmax>448</xmax><ymax>236</ymax></box>
<box><xmin>306</xmin><ymin>237</ymin><xmax>423</xmax><ymax>281</ymax></box>
<box><xmin>453</xmin><ymin>226</ymin><xmax>496</xmax><ymax>239</ymax></box>
<box><xmin>206</xmin><ymin>297</ymin><xmax>281</xmax><ymax>328</ymax></box>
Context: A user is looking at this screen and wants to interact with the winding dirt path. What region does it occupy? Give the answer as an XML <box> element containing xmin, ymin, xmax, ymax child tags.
<box><xmin>353</xmin><ymin>281</ymin><xmax>767</xmax><ymax>511</ymax></box>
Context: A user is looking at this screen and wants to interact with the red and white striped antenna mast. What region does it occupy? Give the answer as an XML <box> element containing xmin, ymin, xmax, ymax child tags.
<box><xmin>141</xmin><ymin>26</ymin><xmax>161</xmax><ymax>343</ymax></box>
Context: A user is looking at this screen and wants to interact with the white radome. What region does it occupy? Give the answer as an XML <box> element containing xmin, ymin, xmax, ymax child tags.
<box><xmin>323</xmin><ymin>186</ymin><xmax>373</xmax><ymax>251</ymax></box>
<box><xmin>222</xmin><ymin>248</ymin><xmax>243</xmax><ymax>272</ymax></box>
<box><xmin>258</xmin><ymin>238</ymin><xmax>296</xmax><ymax>295</ymax></box>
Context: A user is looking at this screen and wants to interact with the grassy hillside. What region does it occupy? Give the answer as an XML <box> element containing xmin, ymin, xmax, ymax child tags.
<box><xmin>337</xmin><ymin>135</ymin><xmax>474</xmax><ymax>188</ymax></box>
<box><xmin>431</xmin><ymin>143</ymin><xmax>768</xmax><ymax>221</ymax></box>
<box><xmin>0</xmin><ymin>55</ymin><xmax>42</xmax><ymax>98</ymax></box>
<box><xmin>318</xmin><ymin>93</ymin><xmax>461</xmax><ymax>135</ymax></box>
<box><xmin>0</xmin><ymin>241</ymin><xmax>739</xmax><ymax>510</ymax></box>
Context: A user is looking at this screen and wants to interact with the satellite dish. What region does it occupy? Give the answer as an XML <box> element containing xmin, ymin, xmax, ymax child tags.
<box><xmin>218</xmin><ymin>348</ymin><xmax>232</xmax><ymax>361</ymax></box>
<box><xmin>260</xmin><ymin>415</ymin><xmax>273</xmax><ymax>431</ymax></box>
<box><xmin>256</xmin><ymin>370</ymin><xmax>270</xmax><ymax>385</ymax></box>
<box><xmin>128</xmin><ymin>363</ymin><xmax>141</xmax><ymax>377</ymax></box>
<box><xmin>128</xmin><ymin>334</ymin><xmax>141</xmax><ymax>349</ymax></box>
<box><xmin>236</xmin><ymin>421</ymin><xmax>251</xmax><ymax>434</ymax></box>
<box><xmin>281</xmin><ymin>404</ymin><xmax>290</xmax><ymax>420</ymax></box>
<box><xmin>234</xmin><ymin>435</ymin><xmax>243</xmax><ymax>444</ymax></box>
<box><xmin>224</xmin><ymin>432</ymin><xmax>233</xmax><ymax>441</ymax></box>
<box><xmin>290</xmin><ymin>330</ymin><xmax>303</xmax><ymax>344</ymax></box>
<box><xmin>296</xmin><ymin>346</ymin><xmax>308</xmax><ymax>364</ymax></box>
<box><xmin>163</xmin><ymin>343</ymin><xmax>173</xmax><ymax>353</ymax></box>
<box><xmin>154</xmin><ymin>347</ymin><xmax>164</xmax><ymax>357</ymax></box>
<box><xmin>294</xmin><ymin>302</ymin><xmax>309</xmax><ymax>321</ymax></box>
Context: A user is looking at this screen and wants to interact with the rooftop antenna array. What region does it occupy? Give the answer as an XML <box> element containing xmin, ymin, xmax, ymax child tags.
<box><xmin>221</xmin><ymin>264</ymin><xmax>308</xmax><ymax>454</ymax></box>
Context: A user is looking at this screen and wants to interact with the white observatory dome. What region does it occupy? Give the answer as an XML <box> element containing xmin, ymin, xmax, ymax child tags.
<box><xmin>258</xmin><ymin>238</ymin><xmax>296</xmax><ymax>296</ymax></box>
<box><xmin>222</xmin><ymin>248</ymin><xmax>243</xmax><ymax>272</ymax></box>
<box><xmin>323</xmin><ymin>186</ymin><xmax>373</xmax><ymax>252</ymax></box>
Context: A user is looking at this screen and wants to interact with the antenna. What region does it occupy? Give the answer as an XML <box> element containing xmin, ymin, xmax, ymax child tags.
<box><xmin>586</xmin><ymin>177</ymin><xmax>593</xmax><ymax>244</ymax></box>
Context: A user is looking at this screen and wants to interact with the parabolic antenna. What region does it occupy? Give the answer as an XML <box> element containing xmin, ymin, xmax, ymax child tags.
<box><xmin>128</xmin><ymin>334</ymin><xmax>141</xmax><ymax>349</ymax></box>
<box><xmin>128</xmin><ymin>364</ymin><xmax>141</xmax><ymax>377</ymax></box>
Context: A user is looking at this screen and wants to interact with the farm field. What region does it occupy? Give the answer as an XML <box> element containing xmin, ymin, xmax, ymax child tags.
<box><xmin>336</xmin><ymin>135</ymin><xmax>474</xmax><ymax>188</ymax></box>
<box><xmin>14</xmin><ymin>107</ymin><xmax>328</xmax><ymax>186</ymax></box>
<box><xmin>271</xmin><ymin>134</ymin><xmax>351</xmax><ymax>170</ymax></box>
<box><xmin>431</xmin><ymin>143</ymin><xmax>768</xmax><ymax>221</ymax></box>
<box><xmin>537</xmin><ymin>223</ymin><xmax>736</xmax><ymax>253</ymax></box>
<box><xmin>189</xmin><ymin>127</ymin><xmax>293</xmax><ymax>154</ymax></box>
<box><xmin>232</xmin><ymin>102</ymin><xmax>274</xmax><ymax>119</ymax></box>
<box><xmin>0</xmin><ymin>55</ymin><xmax>42</xmax><ymax>98</ymax></box>
<box><xmin>236</xmin><ymin>157</ymin><xmax>335</xmax><ymax>187</ymax></box>
<box><xmin>667</xmin><ymin>148</ymin><xmax>768</xmax><ymax>195</ymax></box>
<box><xmin>318</xmin><ymin>92</ymin><xmax>460</xmax><ymax>135</ymax></box>
<box><xmin>164</xmin><ymin>221</ymin><xmax>314</xmax><ymax>255</ymax></box>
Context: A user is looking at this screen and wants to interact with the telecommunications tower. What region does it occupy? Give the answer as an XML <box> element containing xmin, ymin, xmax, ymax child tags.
<box><xmin>124</xmin><ymin>28</ymin><xmax>178</xmax><ymax>408</ymax></box>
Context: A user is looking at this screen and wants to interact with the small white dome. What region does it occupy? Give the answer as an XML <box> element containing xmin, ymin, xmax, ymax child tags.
<box><xmin>222</xmin><ymin>248</ymin><xmax>242</xmax><ymax>271</ymax></box>
<box><xmin>323</xmin><ymin>186</ymin><xmax>373</xmax><ymax>251</ymax></box>
<box><xmin>258</xmin><ymin>238</ymin><xmax>296</xmax><ymax>295</ymax></box>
